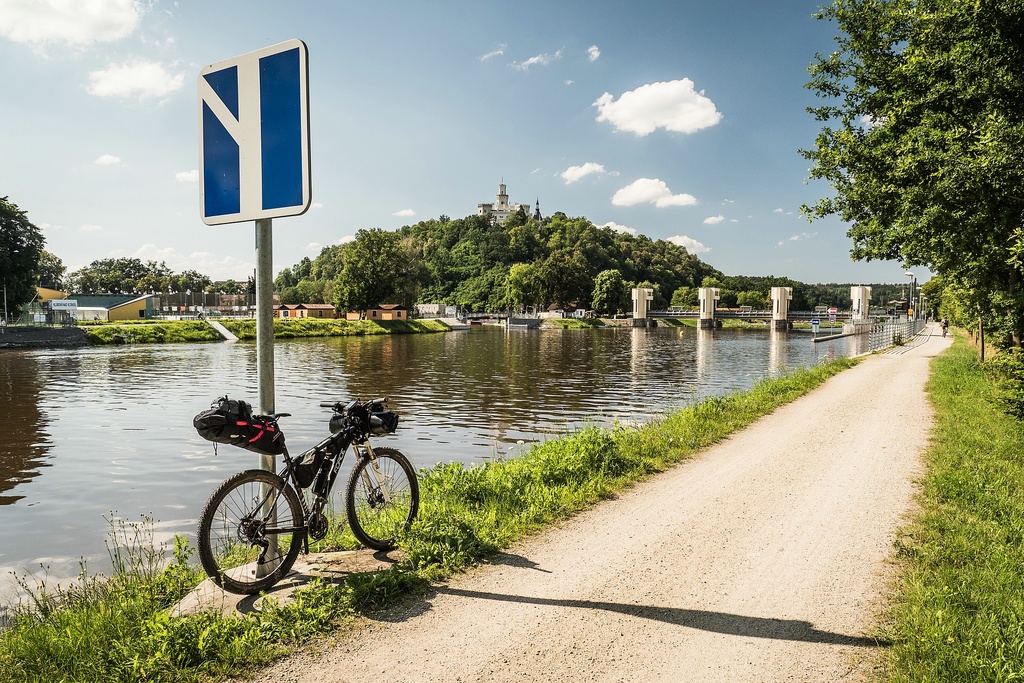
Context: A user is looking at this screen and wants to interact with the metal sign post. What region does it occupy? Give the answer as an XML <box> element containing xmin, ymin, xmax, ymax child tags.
<box><xmin>198</xmin><ymin>41</ymin><xmax>310</xmax><ymax>572</ymax></box>
<box><xmin>255</xmin><ymin>218</ymin><xmax>275</xmax><ymax>468</ymax></box>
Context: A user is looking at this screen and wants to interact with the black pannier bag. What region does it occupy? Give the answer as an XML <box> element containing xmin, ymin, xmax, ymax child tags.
<box><xmin>193</xmin><ymin>396</ymin><xmax>285</xmax><ymax>456</ymax></box>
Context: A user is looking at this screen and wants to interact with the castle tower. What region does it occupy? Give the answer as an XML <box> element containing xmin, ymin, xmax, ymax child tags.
<box><xmin>477</xmin><ymin>181</ymin><xmax>536</xmax><ymax>225</ymax></box>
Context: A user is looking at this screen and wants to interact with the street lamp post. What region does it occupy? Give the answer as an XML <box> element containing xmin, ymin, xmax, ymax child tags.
<box><xmin>905</xmin><ymin>271</ymin><xmax>916</xmax><ymax>321</ymax></box>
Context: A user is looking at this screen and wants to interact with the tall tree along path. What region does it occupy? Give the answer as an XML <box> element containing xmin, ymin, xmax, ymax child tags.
<box><xmin>252</xmin><ymin>325</ymin><xmax>952</xmax><ymax>683</ymax></box>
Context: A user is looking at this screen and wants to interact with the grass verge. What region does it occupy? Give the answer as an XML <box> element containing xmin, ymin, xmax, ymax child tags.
<box><xmin>882</xmin><ymin>335</ymin><xmax>1024</xmax><ymax>681</ymax></box>
<box><xmin>541</xmin><ymin>318</ymin><xmax>605</xmax><ymax>329</ymax></box>
<box><xmin>83</xmin><ymin>318</ymin><xmax>448</xmax><ymax>344</ymax></box>
<box><xmin>220</xmin><ymin>317</ymin><xmax>447</xmax><ymax>339</ymax></box>
<box><xmin>0</xmin><ymin>356</ymin><xmax>857</xmax><ymax>682</ymax></box>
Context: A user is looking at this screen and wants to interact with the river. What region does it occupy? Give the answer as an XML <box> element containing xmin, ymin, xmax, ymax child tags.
<box><xmin>0</xmin><ymin>325</ymin><xmax>864</xmax><ymax>600</ymax></box>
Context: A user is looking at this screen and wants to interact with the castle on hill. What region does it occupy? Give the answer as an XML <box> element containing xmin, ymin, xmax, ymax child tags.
<box><xmin>477</xmin><ymin>182</ymin><xmax>541</xmax><ymax>225</ymax></box>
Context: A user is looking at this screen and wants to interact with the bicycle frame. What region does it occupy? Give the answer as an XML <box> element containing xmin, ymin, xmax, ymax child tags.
<box><xmin>257</xmin><ymin>427</ymin><xmax>387</xmax><ymax>554</ymax></box>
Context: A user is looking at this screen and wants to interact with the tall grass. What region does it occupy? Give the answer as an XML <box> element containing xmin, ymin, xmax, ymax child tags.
<box><xmin>883</xmin><ymin>337</ymin><xmax>1024</xmax><ymax>681</ymax></box>
<box><xmin>82</xmin><ymin>318</ymin><xmax>447</xmax><ymax>344</ymax></box>
<box><xmin>85</xmin><ymin>321</ymin><xmax>221</xmax><ymax>344</ymax></box>
<box><xmin>220</xmin><ymin>317</ymin><xmax>446</xmax><ymax>339</ymax></box>
<box><xmin>0</xmin><ymin>356</ymin><xmax>856</xmax><ymax>682</ymax></box>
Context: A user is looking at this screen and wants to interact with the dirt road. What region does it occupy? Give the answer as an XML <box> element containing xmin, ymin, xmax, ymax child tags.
<box><xmin>250</xmin><ymin>326</ymin><xmax>951</xmax><ymax>683</ymax></box>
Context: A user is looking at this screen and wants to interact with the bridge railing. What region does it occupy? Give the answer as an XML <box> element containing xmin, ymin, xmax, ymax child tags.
<box><xmin>867</xmin><ymin>318</ymin><xmax>927</xmax><ymax>352</ymax></box>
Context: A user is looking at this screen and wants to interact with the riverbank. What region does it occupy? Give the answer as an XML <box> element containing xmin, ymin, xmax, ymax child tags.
<box><xmin>0</xmin><ymin>356</ymin><xmax>859</xmax><ymax>682</ymax></box>
<box><xmin>70</xmin><ymin>317</ymin><xmax>449</xmax><ymax>345</ymax></box>
<box><xmin>0</xmin><ymin>326</ymin><xmax>88</xmax><ymax>348</ymax></box>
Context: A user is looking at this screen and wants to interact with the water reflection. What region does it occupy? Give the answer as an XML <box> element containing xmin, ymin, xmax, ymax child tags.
<box><xmin>0</xmin><ymin>326</ymin><xmax>864</xmax><ymax>594</ymax></box>
<box><xmin>0</xmin><ymin>351</ymin><xmax>52</xmax><ymax>504</ymax></box>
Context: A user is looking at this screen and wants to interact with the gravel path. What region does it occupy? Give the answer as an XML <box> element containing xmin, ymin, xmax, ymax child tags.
<box><xmin>247</xmin><ymin>325</ymin><xmax>951</xmax><ymax>683</ymax></box>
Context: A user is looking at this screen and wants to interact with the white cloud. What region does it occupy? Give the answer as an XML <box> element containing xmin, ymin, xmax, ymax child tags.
<box><xmin>667</xmin><ymin>235</ymin><xmax>710</xmax><ymax>254</ymax></box>
<box><xmin>87</xmin><ymin>60</ymin><xmax>184</xmax><ymax>99</ymax></box>
<box><xmin>95</xmin><ymin>154</ymin><xmax>122</xmax><ymax>166</ymax></box>
<box><xmin>773</xmin><ymin>207</ymin><xmax>784</xmax><ymax>213</ymax></box>
<box><xmin>587</xmin><ymin>45</ymin><xmax>600</xmax><ymax>62</ymax></box>
<box><xmin>479</xmin><ymin>44</ymin><xmax>506</xmax><ymax>62</ymax></box>
<box><xmin>561</xmin><ymin>162</ymin><xmax>608</xmax><ymax>184</ymax></box>
<box><xmin>80</xmin><ymin>224</ymin><xmax>103</xmax><ymax>232</ymax></box>
<box><xmin>511</xmin><ymin>48</ymin><xmax>563</xmax><ymax>71</ymax></box>
<box><xmin>175</xmin><ymin>169</ymin><xmax>198</xmax><ymax>182</ymax></box>
<box><xmin>338</xmin><ymin>235</ymin><xmax>355</xmax><ymax>245</ymax></box>
<box><xmin>600</xmin><ymin>221</ymin><xmax>636</xmax><ymax>236</ymax></box>
<box><xmin>593</xmin><ymin>78</ymin><xmax>722</xmax><ymax>136</ymax></box>
<box><xmin>778</xmin><ymin>232</ymin><xmax>818</xmax><ymax>247</ymax></box>
<box><xmin>306</xmin><ymin>242</ymin><xmax>323</xmax><ymax>251</ymax></box>
<box><xmin>0</xmin><ymin>0</ymin><xmax>143</xmax><ymax>46</ymax></box>
<box><xmin>563</xmin><ymin>79</ymin><xmax>574</xmax><ymax>86</ymax></box>
<box><xmin>703</xmin><ymin>215</ymin><xmax>725</xmax><ymax>225</ymax></box>
<box><xmin>392</xmin><ymin>209</ymin><xmax>416</xmax><ymax>217</ymax></box>
<box><xmin>612</xmin><ymin>178</ymin><xmax>697</xmax><ymax>208</ymax></box>
<box><xmin>311</xmin><ymin>202</ymin><xmax>324</xmax><ymax>209</ymax></box>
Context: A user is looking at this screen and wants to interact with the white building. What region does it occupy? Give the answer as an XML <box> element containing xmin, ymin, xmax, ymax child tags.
<box><xmin>477</xmin><ymin>183</ymin><xmax>541</xmax><ymax>225</ymax></box>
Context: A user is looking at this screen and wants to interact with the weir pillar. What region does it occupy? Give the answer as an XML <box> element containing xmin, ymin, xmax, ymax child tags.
<box><xmin>850</xmin><ymin>286</ymin><xmax>872</xmax><ymax>321</ymax></box>
<box><xmin>771</xmin><ymin>286</ymin><xmax>793</xmax><ymax>330</ymax></box>
<box><xmin>698</xmin><ymin>287</ymin><xmax>720</xmax><ymax>329</ymax></box>
<box><xmin>631</xmin><ymin>287</ymin><xmax>653</xmax><ymax>327</ymax></box>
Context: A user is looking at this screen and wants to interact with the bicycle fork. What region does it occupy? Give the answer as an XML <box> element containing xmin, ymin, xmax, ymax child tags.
<box><xmin>354</xmin><ymin>442</ymin><xmax>392</xmax><ymax>507</ymax></box>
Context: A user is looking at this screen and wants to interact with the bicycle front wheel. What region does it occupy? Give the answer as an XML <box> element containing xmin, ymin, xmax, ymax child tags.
<box><xmin>197</xmin><ymin>469</ymin><xmax>304</xmax><ymax>594</ymax></box>
<box><xmin>345</xmin><ymin>447</ymin><xmax>419</xmax><ymax>551</ymax></box>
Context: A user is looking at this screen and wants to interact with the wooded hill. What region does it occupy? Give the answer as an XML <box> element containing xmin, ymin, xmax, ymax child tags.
<box><xmin>273</xmin><ymin>209</ymin><xmax>912</xmax><ymax>315</ymax></box>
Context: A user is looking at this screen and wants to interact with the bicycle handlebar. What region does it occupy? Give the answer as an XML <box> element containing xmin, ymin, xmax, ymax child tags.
<box><xmin>319</xmin><ymin>397</ymin><xmax>389</xmax><ymax>411</ymax></box>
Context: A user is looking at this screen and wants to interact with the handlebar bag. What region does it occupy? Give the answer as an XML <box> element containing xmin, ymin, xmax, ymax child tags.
<box><xmin>369</xmin><ymin>411</ymin><xmax>399</xmax><ymax>435</ymax></box>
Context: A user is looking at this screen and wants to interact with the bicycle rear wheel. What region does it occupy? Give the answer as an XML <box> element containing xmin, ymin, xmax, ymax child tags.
<box><xmin>197</xmin><ymin>469</ymin><xmax>304</xmax><ymax>594</ymax></box>
<box><xmin>345</xmin><ymin>447</ymin><xmax>419</xmax><ymax>551</ymax></box>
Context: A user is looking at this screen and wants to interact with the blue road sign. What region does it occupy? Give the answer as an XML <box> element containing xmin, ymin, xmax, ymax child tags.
<box><xmin>198</xmin><ymin>39</ymin><xmax>311</xmax><ymax>225</ymax></box>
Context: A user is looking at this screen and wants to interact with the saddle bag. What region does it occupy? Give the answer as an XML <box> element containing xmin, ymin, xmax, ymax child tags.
<box><xmin>193</xmin><ymin>396</ymin><xmax>285</xmax><ymax>456</ymax></box>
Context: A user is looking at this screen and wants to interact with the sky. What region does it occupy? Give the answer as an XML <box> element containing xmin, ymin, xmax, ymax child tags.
<box><xmin>0</xmin><ymin>0</ymin><xmax>926</xmax><ymax>287</ymax></box>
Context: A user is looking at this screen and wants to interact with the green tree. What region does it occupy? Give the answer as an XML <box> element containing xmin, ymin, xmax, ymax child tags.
<box><xmin>804</xmin><ymin>0</ymin><xmax>1024</xmax><ymax>346</ymax></box>
<box><xmin>36</xmin><ymin>250</ymin><xmax>66</xmax><ymax>290</ymax></box>
<box><xmin>591</xmin><ymin>269</ymin><xmax>630</xmax><ymax>315</ymax></box>
<box><xmin>671</xmin><ymin>286</ymin><xmax>698</xmax><ymax>308</ymax></box>
<box><xmin>503</xmin><ymin>262</ymin><xmax>543</xmax><ymax>313</ymax></box>
<box><xmin>0</xmin><ymin>197</ymin><xmax>45</xmax><ymax>319</ymax></box>
<box><xmin>70</xmin><ymin>257</ymin><xmax>179</xmax><ymax>294</ymax></box>
<box><xmin>736</xmin><ymin>291</ymin><xmax>770</xmax><ymax>310</ymax></box>
<box><xmin>135</xmin><ymin>261</ymin><xmax>173</xmax><ymax>294</ymax></box>
<box><xmin>335</xmin><ymin>228</ymin><xmax>408</xmax><ymax>311</ymax></box>
<box><xmin>176</xmin><ymin>270</ymin><xmax>213</xmax><ymax>300</ymax></box>
<box><xmin>539</xmin><ymin>249</ymin><xmax>591</xmax><ymax>309</ymax></box>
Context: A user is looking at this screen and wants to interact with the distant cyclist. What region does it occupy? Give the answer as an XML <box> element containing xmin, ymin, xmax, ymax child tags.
<box><xmin>941</xmin><ymin>317</ymin><xmax>949</xmax><ymax>337</ymax></box>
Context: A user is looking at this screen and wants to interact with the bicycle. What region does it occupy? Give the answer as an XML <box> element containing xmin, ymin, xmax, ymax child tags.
<box><xmin>195</xmin><ymin>397</ymin><xmax>419</xmax><ymax>594</ymax></box>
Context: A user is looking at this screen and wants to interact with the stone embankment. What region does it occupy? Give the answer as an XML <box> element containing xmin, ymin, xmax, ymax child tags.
<box><xmin>0</xmin><ymin>326</ymin><xmax>88</xmax><ymax>349</ymax></box>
